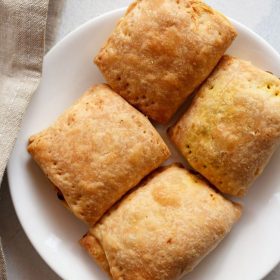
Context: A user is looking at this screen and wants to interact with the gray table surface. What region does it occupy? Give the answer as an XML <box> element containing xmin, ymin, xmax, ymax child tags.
<box><xmin>1</xmin><ymin>0</ymin><xmax>280</xmax><ymax>279</ymax></box>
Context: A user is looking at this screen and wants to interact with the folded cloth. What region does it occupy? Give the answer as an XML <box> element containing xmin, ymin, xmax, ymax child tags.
<box><xmin>0</xmin><ymin>0</ymin><xmax>49</xmax><ymax>182</ymax></box>
<box><xmin>0</xmin><ymin>0</ymin><xmax>63</xmax><ymax>278</ymax></box>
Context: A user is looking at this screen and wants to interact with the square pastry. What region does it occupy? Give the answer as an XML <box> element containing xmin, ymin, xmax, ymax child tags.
<box><xmin>28</xmin><ymin>84</ymin><xmax>170</xmax><ymax>225</ymax></box>
<box><xmin>81</xmin><ymin>164</ymin><xmax>241</xmax><ymax>280</ymax></box>
<box><xmin>95</xmin><ymin>0</ymin><xmax>237</xmax><ymax>123</ymax></box>
<box><xmin>169</xmin><ymin>55</ymin><xmax>280</xmax><ymax>196</ymax></box>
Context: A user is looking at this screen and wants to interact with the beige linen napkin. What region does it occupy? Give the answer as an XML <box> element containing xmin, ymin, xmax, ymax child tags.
<box><xmin>0</xmin><ymin>0</ymin><xmax>63</xmax><ymax>279</ymax></box>
<box><xmin>0</xmin><ymin>0</ymin><xmax>49</xmax><ymax>182</ymax></box>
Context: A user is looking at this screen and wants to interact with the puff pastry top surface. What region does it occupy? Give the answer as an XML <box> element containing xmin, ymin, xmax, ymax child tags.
<box><xmin>95</xmin><ymin>0</ymin><xmax>237</xmax><ymax>123</ymax></box>
<box><xmin>81</xmin><ymin>164</ymin><xmax>241</xmax><ymax>280</ymax></box>
<box><xmin>169</xmin><ymin>55</ymin><xmax>280</xmax><ymax>196</ymax></box>
<box><xmin>28</xmin><ymin>84</ymin><xmax>170</xmax><ymax>225</ymax></box>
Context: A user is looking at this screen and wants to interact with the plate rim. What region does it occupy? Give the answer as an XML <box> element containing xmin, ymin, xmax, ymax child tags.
<box><xmin>7</xmin><ymin>6</ymin><xmax>280</xmax><ymax>280</ymax></box>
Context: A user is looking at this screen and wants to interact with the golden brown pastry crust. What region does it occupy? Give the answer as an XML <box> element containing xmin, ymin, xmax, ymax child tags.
<box><xmin>169</xmin><ymin>55</ymin><xmax>280</xmax><ymax>196</ymax></box>
<box><xmin>80</xmin><ymin>233</ymin><xmax>112</xmax><ymax>276</ymax></box>
<box><xmin>81</xmin><ymin>164</ymin><xmax>242</xmax><ymax>280</ymax></box>
<box><xmin>95</xmin><ymin>0</ymin><xmax>237</xmax><ymax>123</ymax></box>
<box><xmin>28</xmin><ymin>84</ymin><xmax>170</xmax><ymax>225</ymax></box>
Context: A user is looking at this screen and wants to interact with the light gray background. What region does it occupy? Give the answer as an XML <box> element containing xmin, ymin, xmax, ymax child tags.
<box><xmin>1</xmin><ymin>0</ymin><xmax>280</xmax><ymax>279</ymax></box>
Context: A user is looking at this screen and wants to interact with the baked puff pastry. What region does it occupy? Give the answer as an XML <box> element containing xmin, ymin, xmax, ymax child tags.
<box><xmin>95</xmin><ymin>0</ymin><xmax>237</xmax><ymax>124</ymax></box>
<box><xmin>81</xmin><ymin>164</ymin><xmax>242</xmax><ymax>280</ymax></box>
<box><xmin>28</xmin><ymin>84</ymin><xmax>170</xmax><ymax>225</ymax></box>
<box><xmin>169</xmin><ymin>55</ymin><xmax>280</xmax><ymax>197</ymax></box>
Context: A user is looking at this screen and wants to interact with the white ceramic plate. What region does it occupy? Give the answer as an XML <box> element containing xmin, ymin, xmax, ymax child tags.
<box><xmin>8</xmin><ymin>7</ymin><xmax>280</xmax><ymax>280</ymax></box>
